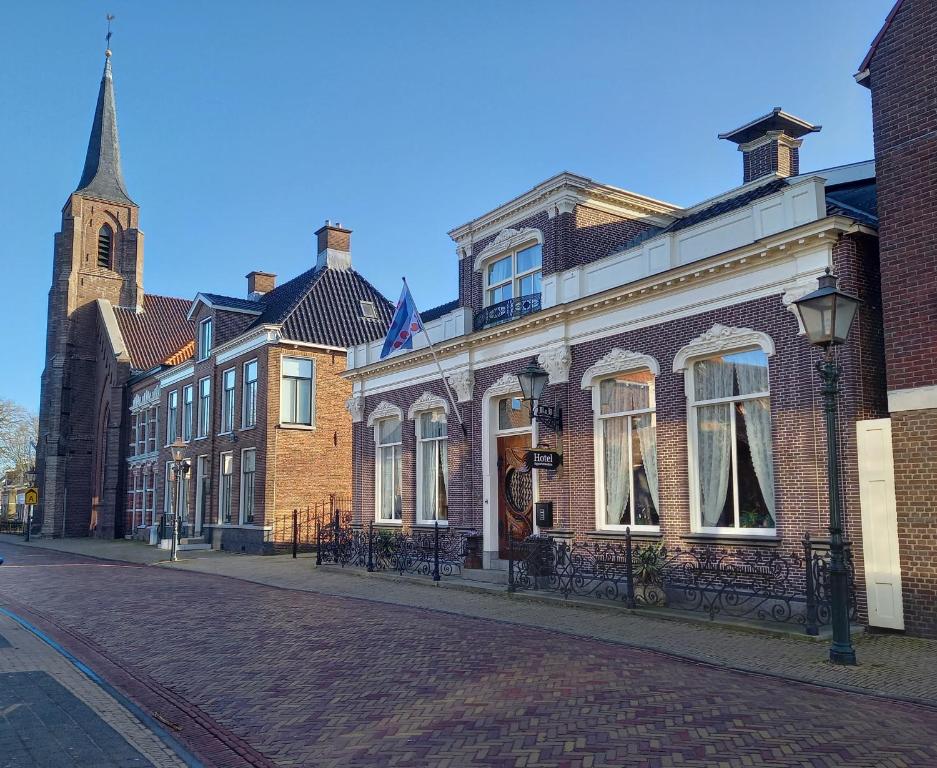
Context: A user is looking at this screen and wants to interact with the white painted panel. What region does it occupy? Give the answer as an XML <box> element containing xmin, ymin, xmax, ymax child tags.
<box><xmin>857</xmin><ymin>418</ymin><xmax>904</xmax><ymax>630</ymax></box>
<box><xmin>585</xmin><ymin>250</ymin><xmax>648</xmax><ymax>294</ymax></box>
<box><xmin>791</xmin><ymin>187</ymin><xmax>817</xmax><ymax>226</ymax></box>
<box><xmin>677</xmin><ymin>211</ymin><xmax>754</xmax><ymax>265</ymax></box>
<box><xmin>648</xmin><ymin>240</ymin><xmax>670</xmax><ymax>273</ymax></box>
<box><xmin>758</xmin><ymin>200</ymin><xmax>785</xmax><ymax>237</ymax></box>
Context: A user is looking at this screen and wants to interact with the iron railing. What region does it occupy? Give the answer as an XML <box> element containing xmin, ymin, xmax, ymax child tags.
<box><xmin>0</xmin><ymin>519</ymin><xmax>25</xmax><ymax>535</ymax></box>
<box><xmin>317</xmin><ymin>519</ymin><xmax>473</xmax><ymax>580</ymax></box>
<box><xmin>473</xmin><ymin>293</ymin><xmax>542</xmax><ymax>331</ymax></box>
<box><xmin>508</xmin><ymin>530</ymin><xmax>856</xmax><ymax>634</ymax></box>
<box><xmin>268</xmin><ymin>497</ymin><xmax>351</xmax><ymax>556</ymax></box>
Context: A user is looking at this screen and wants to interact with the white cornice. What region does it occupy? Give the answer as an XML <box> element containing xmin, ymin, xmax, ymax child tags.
<box><xmin>449</xmin><ymin>172</ymin><xmax>679</xmax><ymax>245</ymax></box>
<box><xmin>346</xmin><ymin>216</ymin><xmax>862</xmax><ymax>382</ymax></box>
<box><xmin>581</xmin><ymin>349</ymin><xmax>660</xmax><ymax>388</ymax></box>
<box><xmin>672</xmin><ymin>324</ymin><xmax>775</xmax><ymax>372</ymax></box>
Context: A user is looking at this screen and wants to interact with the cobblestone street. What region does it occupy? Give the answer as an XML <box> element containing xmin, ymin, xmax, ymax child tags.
<box><xmin>1</xmin><ymin>540</ymin><xmax>937</xmax><ymax>767</ymax></box>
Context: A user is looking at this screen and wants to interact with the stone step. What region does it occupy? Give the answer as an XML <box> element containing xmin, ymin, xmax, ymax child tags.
<box><xmin>461</xmin><ymin>568</ymin><xmax>509</xmax><ymax>585</ymax></box>
<box><xmin>177</xmin><ymin>542</ymin><xmax>211</xmax><ymax>552</ymax></box>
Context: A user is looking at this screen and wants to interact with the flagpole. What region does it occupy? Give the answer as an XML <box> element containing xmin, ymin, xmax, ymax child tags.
<box><xmin>403</xmin><ymin>277</ymin><xmax>468</xmax><ymax>437</ymax></box>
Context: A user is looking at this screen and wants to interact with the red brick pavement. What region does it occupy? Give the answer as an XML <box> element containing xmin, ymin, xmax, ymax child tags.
<box><xmin>1</xmin><ymin>542</ymin><xmax>936</xmax><ymax>768</ymax></box>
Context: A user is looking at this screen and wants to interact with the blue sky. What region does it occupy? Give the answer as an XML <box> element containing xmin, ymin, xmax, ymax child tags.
<box><xmin>0</xmin><ymin>1</ymin><xmax>892</xmax><ymax>410</ymax></box>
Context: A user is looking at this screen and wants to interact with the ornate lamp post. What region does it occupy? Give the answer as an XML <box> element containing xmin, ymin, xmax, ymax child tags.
<box><xmin>168</xmin><ymin>437</ymin><xmax>190</xmax><ymax>563</ymax></box>
<box><xmin>516</xmin><ymin>358</ymin><xmax>562</xmax><ymax>430</ymax></box>
<box><xmin>792</xmin><ymin>269</ymin><xmax>861</xmax><ymax>665</ymax></box>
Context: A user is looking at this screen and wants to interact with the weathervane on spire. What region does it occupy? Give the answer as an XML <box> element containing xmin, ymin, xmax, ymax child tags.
<box><xmin>105</xmin><ymin>13</ymin><xmax>115</xmax><ymax>57</ymax></box>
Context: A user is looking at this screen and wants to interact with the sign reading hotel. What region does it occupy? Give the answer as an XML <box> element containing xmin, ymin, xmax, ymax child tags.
<box><xmin>525</xmin><ymin>450</ymin><xmax>562</xmax><ymax>471</ymax></box>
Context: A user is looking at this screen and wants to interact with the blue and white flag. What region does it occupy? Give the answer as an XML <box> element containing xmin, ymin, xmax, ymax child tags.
<box><xmin>380</xmin><ymin>281</ymin><xmax>424</xmax><ymax>359</ymax></box>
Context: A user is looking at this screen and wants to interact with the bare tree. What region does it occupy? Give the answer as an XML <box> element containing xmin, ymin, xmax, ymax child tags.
<box><xmin>0</xmin><ymin>399</ymin><xmax>38</xmax><ymax>480</ymax></box>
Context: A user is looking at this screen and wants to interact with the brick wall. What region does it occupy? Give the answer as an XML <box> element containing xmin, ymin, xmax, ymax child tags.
<box><xmin>867</xmin><ymin>0</ymin><xmax>937</xmax><ymax>638</ymax></box>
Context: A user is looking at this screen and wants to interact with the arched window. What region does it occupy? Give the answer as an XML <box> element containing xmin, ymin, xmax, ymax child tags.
<box><xmin>97</xmin><ymin>224</ymin><xmax>113</xmax><ymax>268</ymax></box>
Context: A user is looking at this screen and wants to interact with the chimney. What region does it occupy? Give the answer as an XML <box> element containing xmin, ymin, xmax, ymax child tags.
<box><xmin>315</xmin><ymin>220</ymin><xmax>352</xmax><ymax>270</ymax></box>
<box><xmin>246</xmin><ymin>270</ymin><xmax>276</xmax><ymax>299</ymax></box>
<box><xmin>719</xmin><ymin>108</ymin><xmax>821</xmax><ymax>184</ymax></box>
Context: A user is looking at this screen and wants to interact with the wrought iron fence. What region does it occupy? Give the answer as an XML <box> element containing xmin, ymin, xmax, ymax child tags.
<box><xmin>508</xmin><ymin>530</ymin><xmax>856</xmax><ymax>634</ymax></box>
<box><xmin>268</xmin><ymin>497</ymin><xmax>351</xmax><ymax>556</ymax></box>
<box><xmin>473</xmin><ymin>293</ymin><xmax>542</xmax><ymax>331</ymax></box>
<box><xmin>317</xmin><ymin>519</ymin><xmax>473</xmax><ymax>580</ymax></box>
<box><xmin>0</xmin><ymin>519</ymin><xmax>25</xmax><ymax>535</ymax></box>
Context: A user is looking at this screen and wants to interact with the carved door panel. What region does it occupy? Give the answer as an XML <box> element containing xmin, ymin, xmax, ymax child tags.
<box><xmin>497</xmin><ymin>433</ymin><xmax>532</xmax><ymax>559</ymax></box>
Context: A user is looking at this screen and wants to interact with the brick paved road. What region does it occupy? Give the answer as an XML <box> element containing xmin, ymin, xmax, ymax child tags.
<box><xmin>1</xmin><ymin>542</ymin><xmax>936</xmax><ymax>767</ymax></box>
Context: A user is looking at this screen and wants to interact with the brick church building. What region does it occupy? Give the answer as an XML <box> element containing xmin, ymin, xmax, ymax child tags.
<box><xmin>35</xmin><ymin>48</ymin><xmax>391</xmax><ymax>551</ymax></box>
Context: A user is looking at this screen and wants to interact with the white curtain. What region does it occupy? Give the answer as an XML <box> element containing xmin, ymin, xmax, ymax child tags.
<box><xmin>436</xmin><ymin>440</ymin><xmax>448</xmax><ymax>521</ymax></box>
<box><xmin>603</xmin><ymin>417</ymin><xmax>630</xmax><ymax>525</ymax></box>
<box><xmin>635</xmin><ymin>413</ymin><xmax>659</xmax><ymax>514</ymax></box>
<box><xmin>739</xmin><ymin>398</ymin><xmax>775</xmax><ymax>524</ymax></box>
<box><xmin>421</xmin><ymin>441</ymin><xmax>435</xmax><ymax>520</ymax></box>
<box><xmin>380</xmin><ymin>445</ymin><xmax>395</xmax><ymax>519</ymax></box>
<box><xmin>695</xmin><ymin>357</ymin><xmax>735</xmax><ymax>527</ymax></box>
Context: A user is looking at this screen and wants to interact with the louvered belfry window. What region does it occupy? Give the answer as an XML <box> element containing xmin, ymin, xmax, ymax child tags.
<box><xmin>97</xmin><ymin>224</ymin><xmax>113</xmax><ymax>268</ymax></box>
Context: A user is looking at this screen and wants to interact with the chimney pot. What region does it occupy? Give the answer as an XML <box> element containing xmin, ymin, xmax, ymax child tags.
<box><xmin>315</xmin><ymin>221</ymin><xmax>352</xmax><ymax>270</ymax></box>
<box><xmin>719</xmin><ymin>108</ymin><xmax>821</xmax><ymax>184</ymax></box>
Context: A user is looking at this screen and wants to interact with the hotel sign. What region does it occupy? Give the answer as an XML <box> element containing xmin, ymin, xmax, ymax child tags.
<box><xmin>525</xmin><ymin>450</ymin><xmax>562</xmax><ymax>471</ymax></box>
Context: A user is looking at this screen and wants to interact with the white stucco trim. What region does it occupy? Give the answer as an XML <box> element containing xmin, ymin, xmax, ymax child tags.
<box><xmin>672</xmin><ymin>324</ymin><xmax>776</xmax><ymax>373</ymax></box>
<box><xmin>407</xmin><ymin>392</ymin><xmax>449</xmax><ymax>420</ymax></box>
<box><xmin>473</xmin><ymin>227</ymin><xmax>543</xmax><ymax>272</ymax></box>
<box><xmin>888</xmin><ymin>385</ymin><xmax>937</xmax><ymax>413</ymax></box>
<box><xmin>366</xmin><ymin>401</ymin><xmax>404</xmax><ymax>427</ymax></box>
<box><xmin>580</xmin><ymin>349</ymin><xmax>660</xmax><ymax>389</ymax></box>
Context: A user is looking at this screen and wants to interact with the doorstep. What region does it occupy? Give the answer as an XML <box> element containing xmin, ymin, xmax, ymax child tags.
<box><xmin>314</xmin><ymin>563</ymin><xmax>862</xmax><ymax>642</ymax></box>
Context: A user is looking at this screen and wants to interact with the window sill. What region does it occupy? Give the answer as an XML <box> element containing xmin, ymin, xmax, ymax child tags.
<box><xmin>414</xmin><ymin>521</ymin><xmax>449</xmax><ymax>528</ymax></box>
<box><xmin>374</xmin><ymin>519</ymin><xmax>402</xmax><ymax>526</ymax></box>
<box><xmin>681</xmin><ymin>532</ymin><xmax>781</xmax><ymax>547</ymax></box>
<box><xmin>239</xmin><ymin>425</ymin><xmax>257</xmax><ymax>432</ymax></box>
<box><xmin>278</xmin><ymin>423</ymin><xmax>315</xmax><ymax>431</ymax></box>
<box><xmin>586</xmin><ymin>529</ymin><xmax>662</xmax><ymax>541</ymax></box>
<box><xmin>205</xmin><ymin>523</ymin><xmax>272</xmax><ymax>531</ymax></box>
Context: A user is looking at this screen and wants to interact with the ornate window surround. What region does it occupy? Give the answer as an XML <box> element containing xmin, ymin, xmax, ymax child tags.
<box><xmin>472</xmin><ymin>227</ymin><xmax>543</xmax><ymax>273</ymax></box>
<box><xmin>368</xmin><ymin>400</ymin><xmax>405</xmax><ymax>525</ymax></box>
<box><xmin>581</xmin><ymin>349</ymin><xmax>661</xmax><ymax>533</ymax></box>
<box><xmin>407</xmin><ymin>392</ymin><xmax>449</xmax><ymax>420</ymax></box>
<box><xmin>674</xmin><ymin>324</ymin><xmax>777</xmax><ymax>537</ymax></box>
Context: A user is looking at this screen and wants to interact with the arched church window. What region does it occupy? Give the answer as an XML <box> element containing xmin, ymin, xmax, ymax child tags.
<box><xmin>97</xmin><ymin>224</ymin><xmax>113</xmax><ymax>268</ymax></box>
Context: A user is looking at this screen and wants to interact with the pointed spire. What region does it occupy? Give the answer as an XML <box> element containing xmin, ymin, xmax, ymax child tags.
<box><xmin>75</xmin><ymin>48</ymin><xmax>134</xmax><ymax>205</ymax></box>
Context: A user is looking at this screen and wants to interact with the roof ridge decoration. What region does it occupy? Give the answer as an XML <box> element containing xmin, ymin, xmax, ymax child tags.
<box><xmin>672</xmin><ymin>324</ymin><xmax>776</xmax><ymax>373</ymax></box>
<box><xmin>75</xmin><ymin>52</ymin><xmax>134</xmax><ymax>205</ymax></box>
<box><xmin>407</xmin><ymin>391</ymin><xmax>450</xmax><ymax>419</ymax></box>
<box><xmin>581</xmin><ymin>349</ymin><xmax>660</xmax><ymax>389</ymax></box>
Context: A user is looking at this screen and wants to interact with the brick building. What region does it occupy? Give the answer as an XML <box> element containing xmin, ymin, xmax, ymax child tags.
<box><xmin>346</xmin><ymin>120</ymin><xmax>883</xmax><ymax>616</ymax></box>
<box><xmin>856</xmin><ymin>0</ymin><xmax>937</xmax><ymax>638</ymax></box>
<box><xmin>35</xmin><ymin>49</ymin><xmax>392</xmax><ymax>552</ymax></box>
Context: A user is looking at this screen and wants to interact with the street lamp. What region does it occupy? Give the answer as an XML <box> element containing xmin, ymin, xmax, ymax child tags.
<box><xmin>516</xmin><ymin>358</ymin><xmax>562</xmax><ymax>430</ymax></box>
<box><xmin>792</xmin><ymin>269</ymin><xmax>861</xmax><ymax>666</ymax></box>
<box><xmin>168</xmin><ymin>437</ymin><xmax>190</xmax><ymax>563</ymax></box>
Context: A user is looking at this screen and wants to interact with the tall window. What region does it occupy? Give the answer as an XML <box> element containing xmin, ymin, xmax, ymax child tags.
<box><xmin>240</xmin><ymin>449</ymin><xmax>256</xmax><ymax>524</ymax></box>
<box><xmin>221</xmin><ymin>369</ymin><xmax>236</xmax><ymax>433</ymax></box>
<box><xmin>134</xmin><ymin>471</ymin><xmax>144</xmax><ymax>526</ymax></box>
<box><xmin>595</xmin><ymin>370</ymin><xmax>659</xmax><ymax>529</ymax></box>
<box><xmin>485</xmin><ymin>242</ymin><xmax>542</xmax><ymax>305</ymax></box>
<box><xmin>144</xmin><ymin>469</ymin><xmax>155</xmax><ymax>526</ymax></box>
<box><xmin>219</xmin><ymin>452</ymin><xmax>233</xmax><ymax>524</ymax></box>
<box><xmin>164</xmin><ymin>461</ymin><xmax>174</xmax><ymax>514</ymax></box>
<box><xmin>376</xmin><ymin>418</ymin><xmax>402</xmax><ymax>521</ymax></box>
<box><xmin>197</xmin><ymin>378</ymin><xmax>211</xmax><ymax>438</ymax></box>
<box><xmin>166</xmin><ymin>391</ymin><xmax>178</xmax><ymax>444</ymax></box>
<box><xmin>97</xmin><ymin>224</ymin><xmax>113</xmax><ymax>268</ymax></box>
<box><xmin>198</xmin><ymin>317</ymin><xmax>213</xmax><ymax>361</ymax></box>
<box><xmin>195</xmin><ymin>455</ymin><xmax>209</xmax><ymax>534</ymax></box>
<box><xmin>280</xmin><ymin>357</ymin><xmax>314</xmax><ymax>426</ymax></box>
<box><xmin>182</xmin><ymin>385</ymin><xmax>194</xmax><ymax>441</ymax></box>
<box><xmin>129</xmin><ymin>414</ymin><xmax>138</xmax><ymax>457</ymax></box>
<box><xmin>416</xmin><ymin>411</ymin><xmax>448</xmax><ymax>524</ymax></box>
<box><xmin>690</xmin><ymin>349</ymin><xmax>774</xmax><ymax>531</ymax></box>
<box><xmin>243</xmin><ymin>360</ymin><xmax>258</xmax><ymax>428</ymax></box>
<box><xmin>147</xmin><ymin>407</ymin><xmax>157</xmax><ymax>453</ymax></box>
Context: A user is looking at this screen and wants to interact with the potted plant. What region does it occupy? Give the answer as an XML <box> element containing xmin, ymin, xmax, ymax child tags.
<box><xmin>633</xmin><ymin>541</ymin><xmax>668</xmax><ymax>606</ymax></box>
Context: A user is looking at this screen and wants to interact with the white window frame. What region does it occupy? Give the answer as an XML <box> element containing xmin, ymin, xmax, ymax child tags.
<box><xmin>483</xmin><ymin>240</ymin><xmax>543</xmax><ymax>308</ymax></box>
<box><xmin>410</xmin><ymin>394</ymin><xmax>450</xmax><ymax>526</ymax></box>
<box><xmin>673</xmin><ymin>324</ymin><xmax>776</xmax><ymax>537</ymax></box>
<box><xmin>164</xmin><ymin>461</ymin><xmax>174</xmax><ymax>515</ymax></box>
<box><xmin>220</xmin><ymin>368</ymin><xmax>236</xmax><ymax>434</ymax></box>
<box><xmin>165</xmin><ymin>390</ymin><xmax>178</xmax><ymax>445</ymax></box>
<box><xmin>194</xmin><ymin>455</ymin><xmax>208</xmax><ymax>534</ymax></box>
<box><xmin>197</xmin><ymin>317</ymin><xmax>213</xmax><ymax>361</ymax></box>
<box><xmin>239</xmin><ymin>448</ymin><xmax>256</xmax><ymax>524</ymax></box>
<box><xmin>218</xmin><ymin>451</ymin><xmax>234</xmax><ymax>525</ymax></box>
<box><xmin>368</xmin><ymin>401</ymin><xmax>405</xmax><ymax>524</ymax></box>
<box><xmin>182</xmin><ymin>384</ymin><xmax>194</xmax><ymax>442</ymax></box>
<box><xmin>280</xmin><ymin>355</ymin><xmax>315</xmax><ymax>427</ymax></box>
<box><xmin>197</xmin><ymin>377</ymin><xmax>211</xmax><ymax>438</ymax></box>
<box><xmin>242</xmin><ymin>359</ymin><xmax>258</xmax><ymax>429</ymax></box>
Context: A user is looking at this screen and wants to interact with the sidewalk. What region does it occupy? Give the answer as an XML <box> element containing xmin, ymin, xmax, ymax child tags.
<box><xmin>8</xmin><ymin>535</ymin><xmax>937</xmax><ymax>708</ymax></box>
<box><xmin>0</xmin><ymin>610</ymin><xmax>189</xmax><ymax>768</ymax></box>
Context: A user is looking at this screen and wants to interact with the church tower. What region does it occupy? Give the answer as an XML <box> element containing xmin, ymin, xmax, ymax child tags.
<box><xmin>36</xmin><ymin>47</ymin><xmax>144</xmax><ymax>536</ymax></box>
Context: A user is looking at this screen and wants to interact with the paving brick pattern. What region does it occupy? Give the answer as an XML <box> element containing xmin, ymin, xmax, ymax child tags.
<box><xmin>2</xmin><ymin>543</ymin><xmax>937</xmax><ymax>767</ymax></box>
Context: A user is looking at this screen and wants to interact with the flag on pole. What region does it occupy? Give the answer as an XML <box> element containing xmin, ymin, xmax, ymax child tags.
<box><xmin>380</xmin><ymin>282</ymin><xmax>424</xmax><ymax>359</ymax></box>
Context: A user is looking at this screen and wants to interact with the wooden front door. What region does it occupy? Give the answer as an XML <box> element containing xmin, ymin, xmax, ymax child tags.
<box><xmin>497</xmin><ymin>433</ymin><xmax>533</xmax><ymax>559</ymax></box>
